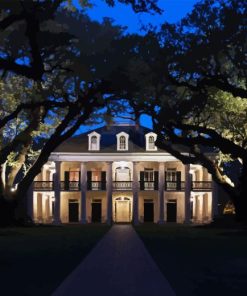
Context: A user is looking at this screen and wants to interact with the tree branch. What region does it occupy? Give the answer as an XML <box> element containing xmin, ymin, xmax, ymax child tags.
<box><xmin>0</xmin><ymin>100</ymin><xmax>68</xmax><ymax>130</ymax></box>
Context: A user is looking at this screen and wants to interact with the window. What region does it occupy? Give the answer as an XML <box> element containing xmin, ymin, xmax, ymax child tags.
<box><xmin>91</xmin><ymin>136</ymin><xmax>97</xmax><ymax>150</ymax></box>
<box><xmin>88</xmin><ymin>131</ymin><xmax>101</xmax><ymax>151</ymax></box>
<box><xmin>148</xmin><ymin>136</ymin><xmax>155</xmax><ymax>150</ymax></box>
<box><xmin>145</xmin><ymin>132</ymin><xmax>157</xmax><ymax>151</ymax></box>
<box><xmin>119</xmin><ymin>136</ymin><xmax>126</xmax><ymax>150</ymax></box>
<box><xmin>116</xmin><ymin>132</ymin><xmax>129</xmax><ymax>151</ymax></box>
<box><xmin>144</xmin><ymin>168</ymin><xmax>154</xmax><ymax>181</ymax></box>
<box><xmin>166</xmin><ymin>169</ymin><xmax>177</xmax><ymax>181</ymax></box>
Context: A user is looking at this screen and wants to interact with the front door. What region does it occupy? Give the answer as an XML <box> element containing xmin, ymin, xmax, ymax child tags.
<box><xmin>167</xmin><ymin>200</ymin><xmax>177</xmax><ymax>222</ymax></box>
<box><xmin>144</xmin><ymin>202</ymin><xmax>154</xmax><ymax>222</ymax></box>
<box><xmin>115</xmin><ymin>199</ymin><xmax>131</xmax><ymax>222</ymax></box>
<box><xmin>69</xmin><ymin>200</ymin><xmax>79</xmax><ymax>222</ymax></box>
<box><xmin>92</xmin><ymin>202</ymin><xmax>102</xmax><ymax>223</ymax></box>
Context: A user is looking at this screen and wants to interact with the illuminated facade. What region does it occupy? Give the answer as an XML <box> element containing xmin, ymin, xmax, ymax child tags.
<box><xmin>29</xmin><ymin>124</ymin><xmax>218</xmax><ymax>224</ymax></box>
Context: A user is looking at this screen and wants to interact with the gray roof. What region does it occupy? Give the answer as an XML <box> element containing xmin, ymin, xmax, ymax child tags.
<box><xmin>54</xmin><ymin>125</ymin><xmax>162</xmax><ymax>153</ymax></box>
<box><xmin>54</xmin><ymin>124</ymin><xmax>215</xmax><ymax>154</ymax></box>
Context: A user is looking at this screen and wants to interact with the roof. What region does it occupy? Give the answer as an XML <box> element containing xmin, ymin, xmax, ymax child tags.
<box><xmin>53</xmin><ymin>124</ymin><xmax>215</xmax><ymax>154</ymax></box>
<box><xmin>54</xmin><ymin>124</ymin><xmax>161</xmax><ymax>153</ymax></box>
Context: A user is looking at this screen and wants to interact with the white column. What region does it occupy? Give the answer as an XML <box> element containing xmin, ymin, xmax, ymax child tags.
<box><xmin>106</xmin><ymin>162</ymin><xmax>113</xmax><ymax>225</ymax></box>
<box><xmin>202</xmin><ymin>193</ymin><xmax>208</xmax><ymax>222</ymax></box>
<box><xmin>27</xmin><ymin>182</ymin><xmax>34</xmax><ymax>220</ymax></box>
<box><xmin>53</xmin><ymin>161</ymin><xmax>61</xmax><ymax>224</ymax></box>
<box><xmin>184</xmin><ymin>164</ymin><xmax>191</xmax><ymax>223</ymax></box>
<box><xmin>212</xmin><ymin>181</ymin><xmax>218</xmax><ymax>219</ymax></box>
<box><xmin>80</xmin><ymin>162</ymin><xmax>87</xmax><ymax>223</ymax></box>
<box><xmin>195</xmin><ymin>196</ymin><xmax>199</xmax><ymax>221</ymax></box>
<box><xmin>198</xmin><ymin>195</ymin><xmax>203</xmax><ymax>222</ymax></box>
<box><xmin>133</xmin><ymin>161</ymin><xmax>139</xmax><ymax>225</ymax></box>
<box><xmin>158</xmin><ymin>162</ymin><xmax>165</xmax><ymax>223</ymax></box>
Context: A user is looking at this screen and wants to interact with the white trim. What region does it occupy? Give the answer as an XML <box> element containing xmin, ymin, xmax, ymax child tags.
<box><xmin>88</xmin><ymin>131</ymin><xmax>101</xmax><ymax>151</ymax></box>
<box><xmin>49</xmin><ymin>152</ymin><xmax>179</xmax><ymax>162</ymax></box>
<box><xmin>116</xmin><ymin>132</ymin><xmax>129</xmax><ymax>151</ymax></box>
<box><xmin>145</xmin><ymin>132</ymin><xmax>157</xmax><ymax>151</ymax></box>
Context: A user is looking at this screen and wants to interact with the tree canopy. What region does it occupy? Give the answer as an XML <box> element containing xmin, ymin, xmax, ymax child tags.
<box><xmin>119</xmin><ymin>0</ymin><xmax>247</xmax><ymax>221</ymax></box>
<box><xmin>0</xmin><ymin>0</ymin><xmax>159</xmax><ymax>225</ymax></box>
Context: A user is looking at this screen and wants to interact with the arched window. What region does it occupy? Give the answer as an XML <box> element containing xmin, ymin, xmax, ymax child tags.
<box><xmin>91</xmin><ymin>136</ymin><xmax>97</xmax><ymax>150</ymax></box>
<box><xmin>145</xmin><ymin>132</ymin><xmax>157</xmax><ymax>151</ymax></box>
<box><xmin>88</xmin><ymin>131</ymin><xmax>101</xmax><ymax>151</ymax></box>
<box><xmin>117</xmin><ymin>132</ymin><xmax>129</xmax><ymax>151</ymax></box>
<box><xmin>148</xmin><ymin>136</ymin><xmax>155</xmax><ymax>150</ymax></box>
<box><xmin>119</xmin><ymin>136</ymin><xmax>126</xmax><ymax>150</ymax></box>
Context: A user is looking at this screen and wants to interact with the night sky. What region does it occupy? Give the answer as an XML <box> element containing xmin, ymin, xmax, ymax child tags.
<box><xmin>75</xmin><ymin>0</ymin><xmax>200</xmax><ymax>133</ymax></box>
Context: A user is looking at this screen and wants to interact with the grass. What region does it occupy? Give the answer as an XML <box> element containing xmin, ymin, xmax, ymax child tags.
<box><xmin>135</xmin><ymin>223</ymin><xmax>247</xmax><ymax>296</ymax></box>
<box><xmin>0</xmin><ymin>224</ymin><xmax>110</xmax><ymax>296</ymax></box>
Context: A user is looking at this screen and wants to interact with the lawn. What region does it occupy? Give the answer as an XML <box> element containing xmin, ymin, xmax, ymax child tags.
<box><xmin>135</xmin><ymin>223</ymin><xmax>247</xmax><ymax>296</ymax></box>
<box><xmin>0</xmin><ymin>224</ymin><xmax>110</xmax><ymax>296</ymax></box>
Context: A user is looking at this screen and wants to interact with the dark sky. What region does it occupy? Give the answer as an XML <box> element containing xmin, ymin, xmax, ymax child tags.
<box><xmin>75</xmin><ymin>0</ymin><xmax>200</xmax><ymax>132</ymax></box>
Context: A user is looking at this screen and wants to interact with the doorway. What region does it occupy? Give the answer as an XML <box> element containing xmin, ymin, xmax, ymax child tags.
<box><xmin>144</xmin><ymin>200</ymin><xmax>154</xmax><ymax>222</ymax></box>
<box><xmin>69</xmin><ymin>199</ymin><xmax>79</xmax><ymax>222</ymax></box>
<box><xmin>115</xmin><ymin>197</ymin><xmax>131</xmax><ymax>223</ymax></box>
<box><xmin>167</xmin><ymin>200</ymin><xmax>177</xmax><ymax>222</ymax></box>
<box><xmin>92</xmin><ymin>200</ymin><xmax>102</xmax><ymax>223</ymax></box>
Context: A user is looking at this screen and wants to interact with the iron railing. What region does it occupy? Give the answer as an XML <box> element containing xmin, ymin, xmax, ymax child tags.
<box><xmin>33</xmin><ymin>181</ymin><xmax>53</xmax><ymax>191</ymax></box>
<box><xmin>88</xmin><ymin>181</ymin><xmax>106</xmax><ymax>191</ymax></box>
<box><xmin>192</xmin><ymin>181</ymin><xmax>212</xmax><ymax>191</ymax></box>
<box><xmin>113</xmin><ymin>181</ymin><xmax>132</xmax><ymax>190</ymax></box>
<box><xmin>165</xmin><ymin>181</ymin><xmax>186</xmax><ymax>191</ymax></box>
<box><xmin>60</xmin><ymin>181</ymin><xmax>80</xmax><ymax>191</ymax></box>
<box><xmin>140</xmin><ymin>181</ymin><xmax>155</xmax><ymax>190</ymax></box>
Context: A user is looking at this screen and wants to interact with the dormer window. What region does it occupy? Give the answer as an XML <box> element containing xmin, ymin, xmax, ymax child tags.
<box><xmin>120</xmin><ymin>136</ymin><xmax>126</xmax><ymax>150</ymax></box>
<box><xmin>148</xmin><ymin>136</ymin><xmax>155</xmax><ymax>150</ymax></box>
<box><xmin>88</xmin><ymin>131</ymin><xmax>101</xmax><ymax>151</ymax></box>
<box><xmin>91</xmin><ymin>136</ymin><xmax>97</xmax><ymax>150</ymax></box>
<box><xmin>116</xmin><ymin>132</ymin><xmax>129</xmax><ymax>151</ymax></box>
<box><xmin>145</xmin><ymin>132</ymin><xmax>157</xmax><ymax>151</ymax></box>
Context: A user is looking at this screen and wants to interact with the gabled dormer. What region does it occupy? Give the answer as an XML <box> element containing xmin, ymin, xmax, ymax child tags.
<box><xmin>145</xmin><ymin>132</ymin><xmax>157</xmax><ymax>151</ymax></box>
<box><xmin>88</xmin><ymin>131</ymin><xmax>101</xmax><ymax>151</ymax></box>
<box><xmin>116</xmin><ymin>131</ymin><xmax>129</xmax><ymax>151</ymax></box>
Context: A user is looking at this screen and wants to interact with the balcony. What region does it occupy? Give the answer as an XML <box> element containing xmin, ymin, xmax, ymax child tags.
<box><xmin>88</xmin><ymin>181</ymin><xmax>106</xmax><ymax>191</ymax></box>
<box><xmin>60</xmin><ymin>181</ymin><xmax>80</xmax><ymax>191</ymax></box>
<box><xmin>140</xmin><ymin>181</ymin><xmax>156</xmax><ymax>191</ymax></box>
<box><xmin>34</xmin><ymin>181</ymin><xmax>53</xmax><ymax>191</ymax></box>
<box><xmin>192</xmin><ymin>181</ymin><xmax>212</xmax><ymax>191</ymax></box>
<box><xmin>113</xmin><ymin>181</ymin><xmax>132</xmax><ymax>190</ymax></box>
<box><xmin>165</xmin><ymin>181</ymin><xmax>185</xmax><ymax>191</ymax></box>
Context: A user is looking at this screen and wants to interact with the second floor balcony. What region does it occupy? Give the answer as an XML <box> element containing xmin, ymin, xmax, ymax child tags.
<box><xmin>33</xmin><ymin>181</ymin><xmax>53</xmax><ymax>191</ymax></box>
<box><xmin>113</xmin><ymin>181</ymin><xmax>132</xmax><ymax>190</ymax></box>
<box><xmin>33</xmin><ymin>179</ymin><xmax>212</xmax><ymax>192</ymax></box>
<box><xmin>165</xmin><ymin>181</ymin><xmax>186</xmax><ymax>191</ymax></box>
<box><xmin>192</xmin><ymin>181</ymin><xmax>212</xmax><ymax>191</ymax></box>
<box><xmin>60</xmin><ymin>181</ymin><xmax>80</xmax><ymax>191</ymax></box>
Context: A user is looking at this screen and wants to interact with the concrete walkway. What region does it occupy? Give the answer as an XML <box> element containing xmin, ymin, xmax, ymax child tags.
<box><xmin>52</xmin><ymin>225</ymin><xmax>176</xmax><ymax>296</ymax></box>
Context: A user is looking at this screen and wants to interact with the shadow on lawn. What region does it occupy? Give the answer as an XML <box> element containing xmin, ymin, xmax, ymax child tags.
<box><xmin>193</xmin><ymin>259</ymin><xmax>247</xmax><ymax>296</ymax></box>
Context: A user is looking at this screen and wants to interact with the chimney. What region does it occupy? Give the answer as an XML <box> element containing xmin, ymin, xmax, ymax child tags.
<box><xmin>135</xmin><ymin>117</ymin><xmax>140</xmax><ymax>131</ymax></box>
<box><xmin>104</xmin><ymin>108</ymin><xmax>115</xmax><ymax>130</ymax></box>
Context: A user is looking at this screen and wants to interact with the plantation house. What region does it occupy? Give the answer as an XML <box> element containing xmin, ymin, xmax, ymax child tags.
<box><xmin>29</xmin><ymin>124</ymin><xmax>218</xmax><ymax>224</ymax></box>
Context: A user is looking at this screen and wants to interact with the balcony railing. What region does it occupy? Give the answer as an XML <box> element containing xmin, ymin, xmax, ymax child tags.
<box><xmin>140</xmin><ymin>181</ymin><xmax>155</xmax><ymax>191</ymax></box>
<box><xmin>192</xmin><ymin>181</ymin><xmax>212</xmax><ymax>191</ymax></box>
<box><xmin>165</xmin><ymin>181</ymin><xmax>185</xmax><ymax>191</ymax></box>
<box><xmin>60</xmin><ymin>181</ymin><xmax>80</xmax><ymax>191</ymax></box>
<box><xmin>34</xmin><ymin>181</ymin><xmax>53</xmax><ymax>191</ymax></box>
<box><xmin>88</xmin><ymin>181</ymin><xmax>106</xmax><ymax>191</ymax></box>
<box><xmin>113</xmin><ymin>181</ymin><xmax>132</xmax><ymax>190</ymax></box>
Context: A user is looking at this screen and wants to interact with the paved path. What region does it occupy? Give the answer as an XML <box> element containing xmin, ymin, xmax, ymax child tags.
<box><xmin>52</xmin><ymin>225</ymin><xmax>176</xmax><ymax>296</ymax></box>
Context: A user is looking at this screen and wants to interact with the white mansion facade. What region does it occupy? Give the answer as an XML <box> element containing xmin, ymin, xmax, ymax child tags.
<box><xmin>29</xmin><ymin>124</ymin><xmax>218</xmax><ymax>224</ymax></box>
